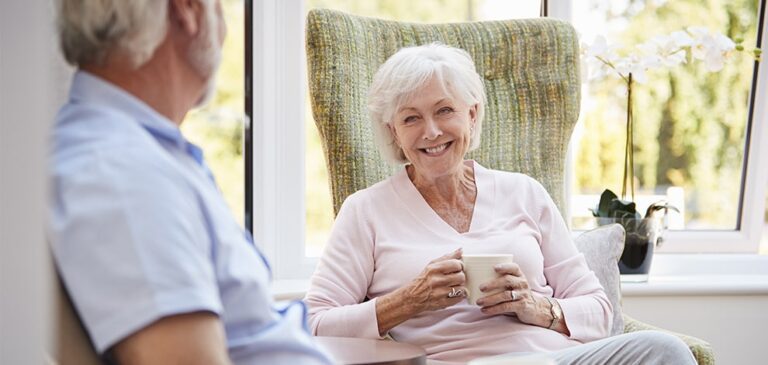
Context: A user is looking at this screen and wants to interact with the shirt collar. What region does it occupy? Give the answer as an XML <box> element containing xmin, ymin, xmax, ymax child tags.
<box><xmin>67</xmin><ymin>70</ymin><xmax>205</xmax><ymax>165</ymax></box>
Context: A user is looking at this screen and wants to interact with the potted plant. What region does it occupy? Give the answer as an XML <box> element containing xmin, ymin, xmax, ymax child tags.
<box><xmin>591</xmin><ymin>189</ymin><xmax>678</xmax><ymax>276</ymax></box>
<box><xmin>580</xmin><ymin>28</ymin><xmax>759</xmax><ymax>278</ymax></box>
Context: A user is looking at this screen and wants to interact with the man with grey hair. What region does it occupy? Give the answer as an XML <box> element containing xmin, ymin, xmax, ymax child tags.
<box><xmin>49</xmin><ymin>1</ymin><xmax>332</xmax><ymax>364</ymax></box>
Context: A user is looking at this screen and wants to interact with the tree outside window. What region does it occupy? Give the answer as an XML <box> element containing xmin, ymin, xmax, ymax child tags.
<box><xmin>183</xmin><ymin>0</ymin><xmax>245</xmax><ymax>225</ymax></box>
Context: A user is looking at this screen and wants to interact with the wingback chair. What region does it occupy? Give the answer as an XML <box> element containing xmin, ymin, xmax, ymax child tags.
<box><xmin>306</xmin><ymin>9</ymin><xmax>714</xmax><ymax>365</ymax></box>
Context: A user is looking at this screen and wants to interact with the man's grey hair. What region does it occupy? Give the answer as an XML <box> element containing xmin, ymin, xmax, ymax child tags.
<box><xmin>56</xmin><ymin>0</ymin><xmax>212</xmax><ymax>68</ymax></box>
<box><xmin>367</xmin><ymin>43</ymin><xmax>487</xmax><ymax>164</ymax></box>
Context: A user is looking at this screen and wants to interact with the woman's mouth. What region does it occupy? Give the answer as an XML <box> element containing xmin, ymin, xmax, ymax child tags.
<box><xmin>421</xmin><ymin>141</ymin><xmax>452</xmax><ymax>156</ymax></box>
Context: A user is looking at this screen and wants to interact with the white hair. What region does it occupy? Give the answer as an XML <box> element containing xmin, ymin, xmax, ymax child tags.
<box><xmin>56</xmin><ymin>0</ymin><xmax>216</xmax><ymax>68</ymax></box>
<box><xmin>367</xmin><ymin>43</ymin><xmax>487</xmax><ymax>164</ymax></box>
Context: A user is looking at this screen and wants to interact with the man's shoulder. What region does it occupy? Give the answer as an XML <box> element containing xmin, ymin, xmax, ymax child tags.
<box><xmin>50</xmin><ymin>106</ymin><xmax>189</xmax><ymax>216</ymax></box>
<box><xmin>51</xmin><ymin>102</ymin><xmax>168</xmax><ymax>176</ymax></box>
<box><xmin>56</xmin><ymin>101</ymin><xmax>145</xmax><ymax>145</ymax></box>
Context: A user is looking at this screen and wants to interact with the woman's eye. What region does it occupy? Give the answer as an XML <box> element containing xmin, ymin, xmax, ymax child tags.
<box><xmin>438</xmin><ymin>107</ymin><xmax>454</xmax><ymax>115</ymax></box>
<box><xmin>404</xmin><ymin>115</ymin><xmax>418</xmax><ymax>123</ymax></box>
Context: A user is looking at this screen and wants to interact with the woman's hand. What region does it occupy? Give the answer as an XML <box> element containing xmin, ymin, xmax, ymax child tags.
<box><xmin>376</xmin><ymin>248</ymin><xmax>466</xmax><ymax>335</ymax></box>
<box><xmin>475</xmin><ymin>263</ymin><xmax>552</xmax><ymax>328</ymax></box>
<box><xmin>402</xmin><ymin>248</ymin><xmax>467</xmax><ymax>313</ymax></box>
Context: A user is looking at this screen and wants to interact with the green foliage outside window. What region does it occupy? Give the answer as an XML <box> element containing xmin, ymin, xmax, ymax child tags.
<box><xmin>576</xmin><ymin>0</ymin><xmax>759</xmax><ymax>229</ymax></box>
<box><xmin>182</xmin><ymin>0</ymin><xmax>245</xmax><ymax>225</ymax></box>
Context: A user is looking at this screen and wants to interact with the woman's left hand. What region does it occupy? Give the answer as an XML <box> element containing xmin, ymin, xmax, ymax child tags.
<box><xmin>475</xmin><ymin>263</ymin><xmax>551</xmax><ymax>328</ymax></box>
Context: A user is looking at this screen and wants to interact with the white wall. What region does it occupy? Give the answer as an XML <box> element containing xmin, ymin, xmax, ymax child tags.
<box><xmin>623</xmin><ymin>255</ymin><xmax>768</xmax><ymax>364</ymax></box>
<box><xmin>623</xmin><ymin>294</ymin><xmax>768</xmax><ymax>364</ymax></box>
<box><xmin>0</xmin><ymin>1</ymin><xmax>69</xmax><ymax>362</ymax></box>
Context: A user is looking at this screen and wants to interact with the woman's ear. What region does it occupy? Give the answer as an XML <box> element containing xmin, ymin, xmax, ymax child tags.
<box><xmin>469</xmin><ymin>104</ymin><xmax>478</xmax><ymax>129</ymax></box>
<box><xmin>387</xmin><ymin>123</ymin><xmax>399</xmax><ymax>145</ymax></box>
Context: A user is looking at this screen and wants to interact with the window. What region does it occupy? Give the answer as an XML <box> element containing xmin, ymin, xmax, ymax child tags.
<box><xmin>184</xmin><ymin>0</ymin><xmax>244</xmax><ymax>225</ymax></box>
<box><xmin>247</xmin><ymin>0</ymin><xmax>768</xmax><ymax>279</ymax></box>
<box><xmin>566</xmin><ymin>0</ymin><xmax>768</xmax><ymax>252</ymax></box>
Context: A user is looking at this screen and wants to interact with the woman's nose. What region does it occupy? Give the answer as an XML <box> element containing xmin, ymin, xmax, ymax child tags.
<box><xmin>422</xmin><ymin>118</ymin><xmax>443</xmax><ymax>140</ymax></box>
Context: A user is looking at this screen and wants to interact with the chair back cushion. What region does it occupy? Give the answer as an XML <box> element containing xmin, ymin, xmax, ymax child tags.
<box><xmin>573</xmin><ymin>223</ymin><xmax>626</xmax><ymax>336</ymax></box>
<box><xmin>306</xmin><ymin>9</ymin><xmax>581</xmax><ymax>217</ymax></box>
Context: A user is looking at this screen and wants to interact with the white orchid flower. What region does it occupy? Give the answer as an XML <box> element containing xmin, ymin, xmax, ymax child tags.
<box><xmin>638</xmin><ymin>36</ymin><xmax>686</xmax><ymax>68</ymax></box>
<box><xmin>581</xmin><ymin>36</ymin><xmax>623</xmax><ymax>81</ymax></box>
<box><xmin>687</xmin><ymin>26</ymin><xmax>711</xmax><ymax>39</ymax></box>
<box><xmin>585</xmin><ymin>35</ymin><xmax>609</xmax><ymax>57</ymax></box>
<box><xmin>615</xmin><ymin>54</ymin><xmax>651</xmax><ymax>83</ymax></box>
<box><xmin>687</xmin><ymin>26</ymin><xmax>713</xmax><ymax>60</ymax></box>
<box><xmin>578</xmin><ymin>26</ymin><xmax>743</xmax><ymax>81</ymax></box>
<box><xmin>584</xmin><ymin>57</ymin><xmax>612</xmax><ymax>80</ymax></box>
<box><xmin>687</xmin><ymin>26</ymin><xmax>736</xmax><ymax>69</ymax></box>
<box><xmin>704</xmin><ymin>48</ymin><xmax>726</xmax><ymax>71</ymax></box>
<box><xmin>699</xmin><ymin>33</ymin><xmax>736</xmax><ymax>71</ymax></box>
<box><xmin>670</xmin><ymin>31</ymin><xmax>695</xmax><ymax>48</ymax></box>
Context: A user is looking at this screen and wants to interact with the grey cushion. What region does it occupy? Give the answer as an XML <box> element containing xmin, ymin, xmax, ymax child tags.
<box><xmin>573</xmin><ymin>223</ymin><xmax>625</xmax><ymax>336</ymax></box>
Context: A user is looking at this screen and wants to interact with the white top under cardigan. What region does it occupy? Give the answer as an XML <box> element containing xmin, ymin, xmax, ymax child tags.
<box><xmin>305</xmin><ymin>161</ymin><xmax>612</xmax><ymax>365</ymax></box>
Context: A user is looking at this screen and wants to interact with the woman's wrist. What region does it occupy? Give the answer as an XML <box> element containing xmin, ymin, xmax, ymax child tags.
<box><xmin>397</xmin><ymin>286</ymin><xmax>425</xmax><ymax>316</ymax></box>
<box><xmin>376</xmin><ymin>286</ymin><xmax>421</xmax><ymax>336</ymax></box>
<box><xmin>540</xmin><ymin>296</ymin><xmax>569</xmax><ymax>335</ymax></box>
<box><xmin>545</xmin><ymin>297</ymin><xmax>559</xmax><ymax>329</ymax></box>
<box><xmin>535</xmin><ymin>295</ymin><xmax>555</xmax><ymax>328</ymax></box>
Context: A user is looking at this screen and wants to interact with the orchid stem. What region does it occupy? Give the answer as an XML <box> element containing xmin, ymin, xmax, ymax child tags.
<box><xmin>621</xmin><ymin>74</ymin><xmax>635</xmax><ymax>201</ymax></box>
<box><xmin>595</xmin><ymin>55</ymin><xmax>630</xmax><ymax>84</ymax></box>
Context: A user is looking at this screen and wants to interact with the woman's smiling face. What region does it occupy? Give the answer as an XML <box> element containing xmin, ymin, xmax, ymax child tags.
<box><xmin>389</xmin><ymin>76</ymin><xmax>477</xmax><ymax>181</ymax></box>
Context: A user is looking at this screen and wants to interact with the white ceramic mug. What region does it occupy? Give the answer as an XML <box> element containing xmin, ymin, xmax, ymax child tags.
<box><xmin>462</xmin><ymin>254</ymin><xmax>515</xmax><ymax>305</ymax></box>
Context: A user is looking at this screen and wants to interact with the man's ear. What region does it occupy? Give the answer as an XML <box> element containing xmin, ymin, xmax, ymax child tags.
<box><xmin>169</xmin><ymin>0</ymin><xmax>204</xmax><ymax>36</ymax></box>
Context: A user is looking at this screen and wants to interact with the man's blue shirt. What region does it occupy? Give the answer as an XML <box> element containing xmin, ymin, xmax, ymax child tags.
<box><xmin>49</xmin><ymin>71</ymin><xmax>331</xmax><ymax>364</ymax></box>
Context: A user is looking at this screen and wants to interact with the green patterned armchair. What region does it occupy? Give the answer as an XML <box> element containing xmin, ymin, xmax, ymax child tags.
<box><xmin>306</xmin><ymin>8</ymin><xmax>714</xmax><ymax>365</ymax></box>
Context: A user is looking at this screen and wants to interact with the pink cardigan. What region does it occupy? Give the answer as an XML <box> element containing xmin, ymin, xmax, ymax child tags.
<box><xmin>305</xmin><ymin>162</ymin><xmax>612</xmax><ymax>364</ymax></box>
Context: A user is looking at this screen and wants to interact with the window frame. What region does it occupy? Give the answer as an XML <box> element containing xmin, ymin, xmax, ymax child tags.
<box><xmin>247</xmin><ymin>0</ymin><xmax>316</xmax><ymax>279</ymax></box>
<box><xmin>246</xmin><ymin>0</ymin><xmax>768</xmax><ymax>280</ymax></box>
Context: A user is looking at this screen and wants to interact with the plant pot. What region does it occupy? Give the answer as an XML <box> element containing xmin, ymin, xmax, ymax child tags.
<box><xmin>597</xmin><ymin>217</ymin><xmax>663</xmax><ymax>277</ymax></box>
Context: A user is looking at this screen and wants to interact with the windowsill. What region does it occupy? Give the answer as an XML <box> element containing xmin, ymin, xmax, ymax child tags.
<box><xmin>272</xmin><ymin>279</ymin><xmax>312</xmax><ymax>301</ymax></box>
<box><xmin>271</xmin><ymin>254</ymin><xmax>768</xmax><ymax>300</ymax></box>
<box><xmin>622</xmin><ymin>254</ymin><xmax>768</xmax><ymax>296</ymax></box>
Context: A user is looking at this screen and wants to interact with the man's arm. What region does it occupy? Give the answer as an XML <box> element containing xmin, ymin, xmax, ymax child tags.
<box><xmin>112</xmin><ymin>312</ymin><xmax>232</xmax><ymax>365</ymax></box>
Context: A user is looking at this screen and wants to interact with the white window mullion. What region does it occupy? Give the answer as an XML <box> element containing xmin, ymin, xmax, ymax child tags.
<box><xmin>251</xmin><ymin>0</ymin><xmax>278</xmax><ymax>263</ymax></box>
<box><xmin>546</xmin><ymin>0</ymin><xmax>572</xmax><ymax>21</ymax></box>
<box><xmin>251</xmin><ymin>0</ymin><xmax>316</xmax><ymax>279</ymax></box>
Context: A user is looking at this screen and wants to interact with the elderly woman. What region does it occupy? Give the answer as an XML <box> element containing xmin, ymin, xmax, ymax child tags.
<box><xmin>305</xmin><ymin>43</ymin><xmax>695</xmax><ymax>365</ymax></box>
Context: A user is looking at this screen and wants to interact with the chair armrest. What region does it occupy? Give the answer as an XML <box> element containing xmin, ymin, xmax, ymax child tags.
<box><xmin>622</xmin><ymin>313</ymin><xmax>714</xmax><ymax>365</ymax></box>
